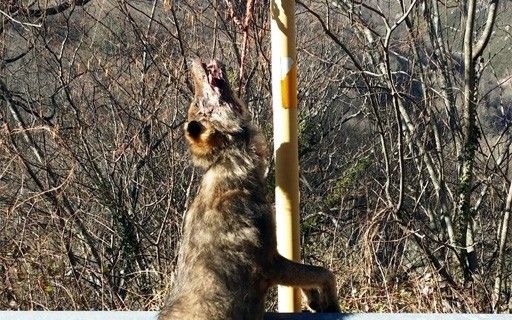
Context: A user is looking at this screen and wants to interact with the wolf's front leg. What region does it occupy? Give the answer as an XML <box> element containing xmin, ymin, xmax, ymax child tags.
<box><xmin>269</xmin><ymin>255</ymin><xmax>341</xmax><ymax>312</ymax></box>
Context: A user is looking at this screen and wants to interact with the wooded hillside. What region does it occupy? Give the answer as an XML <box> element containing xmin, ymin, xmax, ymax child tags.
<box><xmin>1</xmin><ymin>0</ymin><xmax>512</xmax><ymax>313</ymax></box>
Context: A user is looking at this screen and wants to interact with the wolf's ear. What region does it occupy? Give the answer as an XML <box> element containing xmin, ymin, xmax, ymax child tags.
<box><xmin>185</xmin><ymin>120</ymin><xmax>205</xmax><ymax>140</ymax></box>
<box><xmin>184</xmin><ymin>120</ymin><xmax>225</xmax><ymax>160</ymax></box>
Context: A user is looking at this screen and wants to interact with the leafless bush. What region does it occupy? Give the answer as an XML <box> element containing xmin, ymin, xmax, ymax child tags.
<box><xmin>1</xmin><ymin>0</ymin><xmax>512</xmax><ymax>313</ymax></box>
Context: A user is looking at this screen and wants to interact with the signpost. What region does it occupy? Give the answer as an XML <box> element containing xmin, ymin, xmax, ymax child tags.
<box><xmin>271</xmin><ymin>0</ymin><xmax>301</xmax><ymax>312</ymax></box>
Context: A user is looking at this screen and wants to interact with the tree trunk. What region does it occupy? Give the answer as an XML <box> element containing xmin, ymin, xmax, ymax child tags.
<box><xmin>456</xmin><ymin>0</ymin><xmax>499</xmax><ymax>283</ymax></box>
<box><xmin>493</xmin><ymin>179</ymin><xmax>512</xmax><ymax>310</ymax></box>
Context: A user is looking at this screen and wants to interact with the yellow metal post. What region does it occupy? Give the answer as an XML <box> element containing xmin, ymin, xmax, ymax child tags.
<box><xmin>271</xmin><ymin>0</ymin><xmax>301</xmax><ymax>312</ymax></box>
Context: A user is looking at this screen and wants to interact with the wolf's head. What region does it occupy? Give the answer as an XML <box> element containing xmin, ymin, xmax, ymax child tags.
<box><xmin>185</xmin><ymin>59</ymin><xmax>268</xmax><ymax>170</ymax></box>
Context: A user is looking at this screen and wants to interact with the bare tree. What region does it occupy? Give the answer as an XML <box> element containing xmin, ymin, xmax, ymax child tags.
<box><xmin>1</xmin><ymin>0</ymin><xmax>511</xmax><ymax>313</ymax></box>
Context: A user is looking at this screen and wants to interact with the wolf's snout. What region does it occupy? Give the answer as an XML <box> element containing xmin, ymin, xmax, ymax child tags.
<box><xmin>186</xmin><ymin>121</ymin><xmax>205</xmax><ymax>138</ymax></box>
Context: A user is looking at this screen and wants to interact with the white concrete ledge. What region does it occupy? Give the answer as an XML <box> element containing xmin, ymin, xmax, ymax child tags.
<box><xmin>0</xmin><ymin>311</ymin><xmax>511</xmax><ymax>319</ymax></box>
<box><xmin>265</xmin><ymin>314</ymin><xmax>512</xmax><ymax>319</ymax></box>
<box><xmin>0</xmin><ymin>312</ymin><xmax>156</xmax><ymax>320</ymax></box>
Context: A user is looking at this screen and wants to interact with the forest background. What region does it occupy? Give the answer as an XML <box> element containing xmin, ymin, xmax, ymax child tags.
<box><xmin>1</xmin><ymin>0</ymin><xmax>512</xmax><ymax>313</ymax></box>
